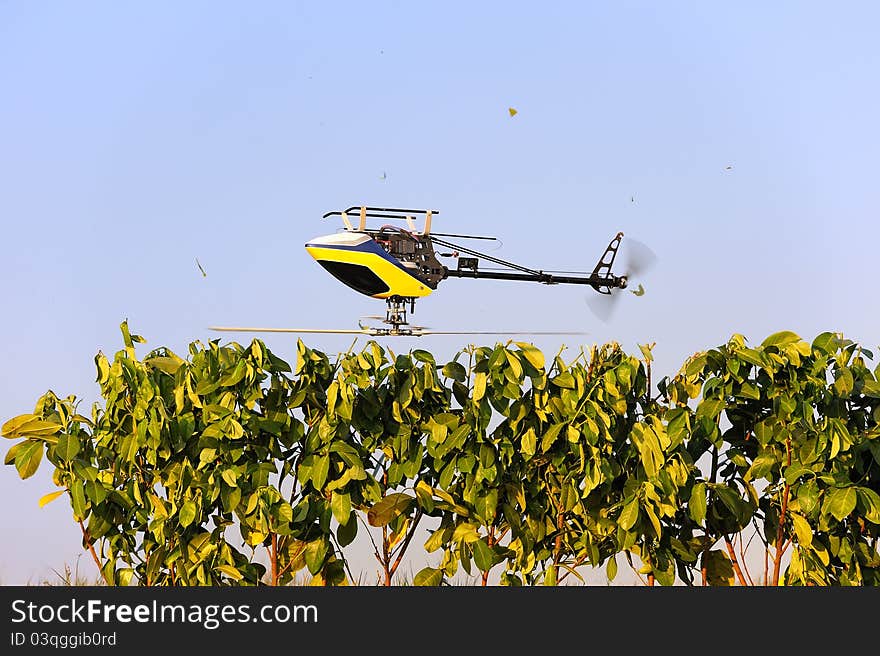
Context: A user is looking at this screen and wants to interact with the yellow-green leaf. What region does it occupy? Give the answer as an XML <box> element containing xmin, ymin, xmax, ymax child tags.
<box><xmin>618</xmin><ymin>499</ymin><xmax>639</xmax><ymax>530</ymax></box>
<box><xmin>367</xmin><ymin>493</ymin><xmax>413</xmax><ymax>527</ymax></box>
<box><xmin>38</xmin><ymin>490</ymin><xmax>65</xmax><ymax>508</ymax></box>
<box><xmin>14</xmin><ymin>441</ymin><xmax>43</xmax><ymax>479</ymax></box>
<box><xmin>791</xmin><ymin>512</ymin><xmax>812</xmax><ymax>547</ymax></box>
<box><xmin>826</xmin><ymin>488</ymin><xmax>857</xmax><ymax>522</ymax></box>
<box><xmin>473</xmin><ymin>372</ymin><xmax>487</xmax><ymax>401</ymax></box>
<box><xmin>179</xmin><ymin>500</ymin><xmax>197</xmax><ymax>528</ymax></box>
<box><xmin>216</xmin><ymin>564</ymin><xmax>244</xmax><ymax>580</ymax></box>
<box><xmin>761</xmin><ymin>330</ymin><xmax>803</xmax><ymax>348</ymax></box>
<box><xmin>331</xmin><ymin>491</ymin><xmax>352</xmax><ymax>525</ymax></box>
<box><xmin>703</xmin><ymin>549</ymin><xmax>735</xmax><ymax>586</ymax></box>
<box><xmin>2</xmin><ymin>415</ymin><xmax>62</xmax><ymax>439</ymax></box>
<box><xmin>413</xmin><ymin>567</ymin><xmax>443</xmax><ymax>586</ymax></box>
<box><xmin>514</xmin><ymin>343</ymin><xmax>545</xmax><ymax>371</ymax></box>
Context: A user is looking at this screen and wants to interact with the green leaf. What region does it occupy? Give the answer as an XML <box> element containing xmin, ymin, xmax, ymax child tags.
<box><xmin>738</xmin><ymin>382</ymin><xmax>760</xmax><ymax>400</ymax></box>
<box><xmin>696</xmin><ymin>398</ymin><xmax>724</xmax><ymax>421</ymax></box>
<box><xmin>795</xmin><ymin>481</ymin><xmax>820</xmax><ymax>515</ymax></box>
<box><xmin>631</xmin><ymin>424</ymin><xmax>663</xmax><ymax>478</ymax></box>
<box><xmin>4</xmin><ymin>442</ymin><xmax>23</xmax><ymax>465</ymax></box>
<box><xmin>179</xmin><ymin>500</ymin><xmax>197</xmax><ymax>528</ymax></box>
<box><xmin>857</xmin><ymin>487</ymin><xmax>880</xmax><ymax>525</ymax></box>
<box><xmin>551</xmin><ymin>372</ymin><xmax>575</xmax><ymax>389</ymax></box>
<box><xmin>735</xmin><ymin>347</ymin><xmax>766</xmax><ymax>369</ymax></box>
<box><xmin>471</xmin><ymin>539</ymin><xmax>496</xmax><ymax>572</ymax></box>
<box><xmin>14</xmin><ymin>441</ymin><xmax>43</xmax><ymax>479</ymax></box>
<box><xmin>411</xmin><ymin>349</ymin><xmax>435</xmax><ymax>364</ymax></box>
<box><xmin>618</xmin><ymin>498</ymin><xmax>639</xmax><ymax>530</ymax></box>
<box><xmin>452</xmin><ymin>523</ymin><xmax>479</xmax><ymax>544</ymax></box>
<box><xmin>834</xmin><ymin>368</ymin><xmax>854</xmax><ymax>397</ymax></box>
<box><xmin>811</xmin><ymin>332</ymin><xmax>841</xmax><ymax>356</ymax></box>
<box><xmin>685</xmin><ymin>354</ymin><xmax>708</xmax><ymax>377</ymax></box>
<box><xmin>514</xmin><ymin>343</ymin><xmax>545</xmax><ymax>371</ymax></box>
<box><xmin>473</xmin><ymin>372</ymin><xmax>487</xmax><ymax>401</ymax></box>
<box><xmin>474</xmin><ymin>488</ymin><xmax>499</xmax><ymax>524</ymax></box>
<box><xmin>442</xmin><ymin>361</ymin><xmax>467</xmax><ymax>383</ymax></box>
<box><xmin>2</xmin><ymin>415</ymin><xmax>62</xmax><ymax>439</ymax></box>
<box><xmin>862</xmin><ymin>380</ymin><xmax>880</xmax><ymax>398</ymax></box>
<box><xmin>54</xmin><ymin>434</ymin><xmax>80</xmax><ymax>463</ymax></box>
<box><xmin>791</xmin><ymin>512</ymin><xmax>812</xmax><ymax>547</ymax></box>
<box><xmin>689</xmin><ymin>483</ymin><xmax>707</xmax><ymax>525</ymax></box>
<box><xmin>784</xmin><ymin>464</ymin><xmax>812</xmax><ymax>486</ymax></box>
<box><xmin>85</xmin><ymin>480</ymin><xmax>107</xmax><ymax>506</ymax></box>
<box><xmin>120</xmin><ymin>319</ymin><xmax>134</xmax><ymax>347</ymax></box>
<box><xmin>413</xmin><ymin>567</ymin><xmax>444</xmax><ymax>586</ymax></box>
<box><xmin>146</xmin><ymin>356</ymin><xmax>184</xmax><ymax>376</ymax></box>
<box><xmin>71</xmin><ymin>481</ymin><xmax>87</xmax><ymax>521</ymax></box>
<box><xmin>424</xmin><ymin>527</ymin><xmax>449</xmax><ymax>553</ymax></box>
<box><xmin>702</xmin><ymin>550</ymin><xmax>734</xmax><ymax>586</ymax></box>
<box><xmin>761</xmin><ymin>331</ymin><xmax>802</xmax><ymax>348</ymax></box>
<box><xmin>367</xmin><ymin>493</ymin><xmax>414</xmax><ymax>527</ymax></box>
<box><xmin>825</xmin><ymin>488</ymin><xmax>857</xmax><ymax>522</ymax></box>
<box><xmin>216</xmin><ymin>564</ymin><xmax>244</xmax><ymax>581</ymax></box>
<box><xmin>540</xmin><ymin>423</ymin><xmax>565</xmax><ymax>453</ymax></box>
<box><xmin>606</xmin><ymin>555</ymin><xmax>618</xmax><ymax>582</ymax></box>
<box><xmin>744</xmin><ymin>452</ymin><xmax>777</xmax><ymax>482</ymax></box>
<box><xmin>312</xmin><ymin>454</ymin><xmax>330</xmax><ymax>490</ymax></box>
<box><xmin>337</xmin><ymin>515</ymin><xmax>358</xmax><ymax>547</ymax></box>
<box><xmin>221</xmin><ymin>468</ymin><xmax>238</xmax><ymax>487</ymax></box>
<box><xmin>304</xmin><ymin>537</ymin><xmax>329</xmax><ymax>575</ymax></box>
<box><xmin>666</xmin><ymin>408</ymin><xmax>690</xmax><ymax>448</ymax></box>
<box><xmin>331</xmin><ymin>491</ymin><xmax>352</xmax><ymax>525</ymax></box>
<box><xmin>521</xmin><ymin>427</ymin><xmax>536</xmax><ymax>458</ymax></box>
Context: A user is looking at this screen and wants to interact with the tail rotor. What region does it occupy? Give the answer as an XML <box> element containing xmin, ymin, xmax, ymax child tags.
<box><xmin>586</xmin><ymin>236</ymin><xmax>656</xmax><ymax>322</ymax></box>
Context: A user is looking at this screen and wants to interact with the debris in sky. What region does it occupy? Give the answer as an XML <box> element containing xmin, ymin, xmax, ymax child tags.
<box><xmin>724</xmin><ymin>165</ymin><xmax>733</xmax><ymax>171</ymax></box>
<box><xmin>630</xmin><ymin>196</ymin><xmax>635</xmax><ymax>203</ymax></box>
<box><xmin>508</xmin><ymin>107</ymin><xmax>517</xmax><ymax>117</ymax></box>
<box><xmin>631</xmin><ymin>283</ymin><xmax>645</xmax><ymax>296</ymax></box>
<box><xmin>196</xmin><ymin>258</ymin><xmax>207</xmax><ymax>277</ymax></box>
<box><xmin>380</xmin><ymin>171</ymin><xmax>387</xmax><ymax>181</ymax></box>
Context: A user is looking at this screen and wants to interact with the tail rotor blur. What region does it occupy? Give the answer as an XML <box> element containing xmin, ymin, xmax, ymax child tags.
<box><xmin>586</xmin><ymin>236</ymin><xmax>657</xmax><ymax>323</ymax></box>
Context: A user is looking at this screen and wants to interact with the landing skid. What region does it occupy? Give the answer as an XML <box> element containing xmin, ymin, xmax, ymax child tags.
<box><xmin>362</xmin><ymin>297</ymin><xmax>424</xmax><ymax>336</ymax></box>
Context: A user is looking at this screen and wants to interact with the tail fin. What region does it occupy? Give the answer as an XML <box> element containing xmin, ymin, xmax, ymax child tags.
<box><xmin>591</xmin><ymin>232</ymin><xmax>624</xmax><ymax>294</ymax></box>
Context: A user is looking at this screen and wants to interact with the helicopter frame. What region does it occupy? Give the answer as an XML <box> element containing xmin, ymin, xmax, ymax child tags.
<box><xmin>318</xmin><ymin>206</ymin><xmax>628</xmax><ymax>333</ymax></box>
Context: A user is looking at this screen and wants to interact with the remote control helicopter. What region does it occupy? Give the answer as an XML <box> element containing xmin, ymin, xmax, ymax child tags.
<box><xmin>211</xmin><ymin>206</ymin><xmax>653</xmax><ymax>337</ymax></box>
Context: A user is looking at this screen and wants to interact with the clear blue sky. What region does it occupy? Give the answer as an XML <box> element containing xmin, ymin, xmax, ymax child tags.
<box><xmin>1</xmin><ymin>1</ymin><xmax>877</xmax><ymax>584</ymax></box>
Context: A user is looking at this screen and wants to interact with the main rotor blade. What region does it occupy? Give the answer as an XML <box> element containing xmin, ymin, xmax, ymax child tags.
<box><xmin>210</xmin><ymin>326</ymin><xmax>589</xmax><ymax>337</ymax></box>
<box><xmin>210</xmin><ymin>326</ymin><xmax>371</xmax><ymax>335</ymax></box>
<box><xmin>416</xmin><ymin>330</ymin><xmax>589</xmax><ymax>335</ymax></box>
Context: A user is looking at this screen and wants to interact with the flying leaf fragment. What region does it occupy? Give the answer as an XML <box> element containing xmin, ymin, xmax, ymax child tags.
<box><xmin>631</xmin><ymin>283</ymin><xmax>645</xmax><ymax>297</ymax></box>
<box><xmin>508</xmin><ymin>107</ymin><xmax>517</xmax><ymax>117</ymax></box>
<box><xmin>196</xmin><ymin>258</ymin><xmax>207</xmax><ymax>277</ymax></box>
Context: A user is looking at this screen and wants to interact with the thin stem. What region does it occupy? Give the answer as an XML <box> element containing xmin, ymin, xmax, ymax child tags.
<box><xmin>78</xmin><ymin>520</ymin><xmax>105</xmax><ymax>582</ymax></box>
<box><xmin>270</xmin><ymin>533</ymin><xmax>279</xmax><ymax>586</ymax></box>
<box><xmin>771</xmin><ymin>436</ymin><xmax>793</xmax><ymax>586</ymax></box>
<box><xmin>724</xmin><ymin>536</ymin><xmax>749</xmax><ymax>586</ymax></box>
<box><xmin>389</xmin><ymin>511</ymin><xmax>424</xmax><ymax>580</ymax></box>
